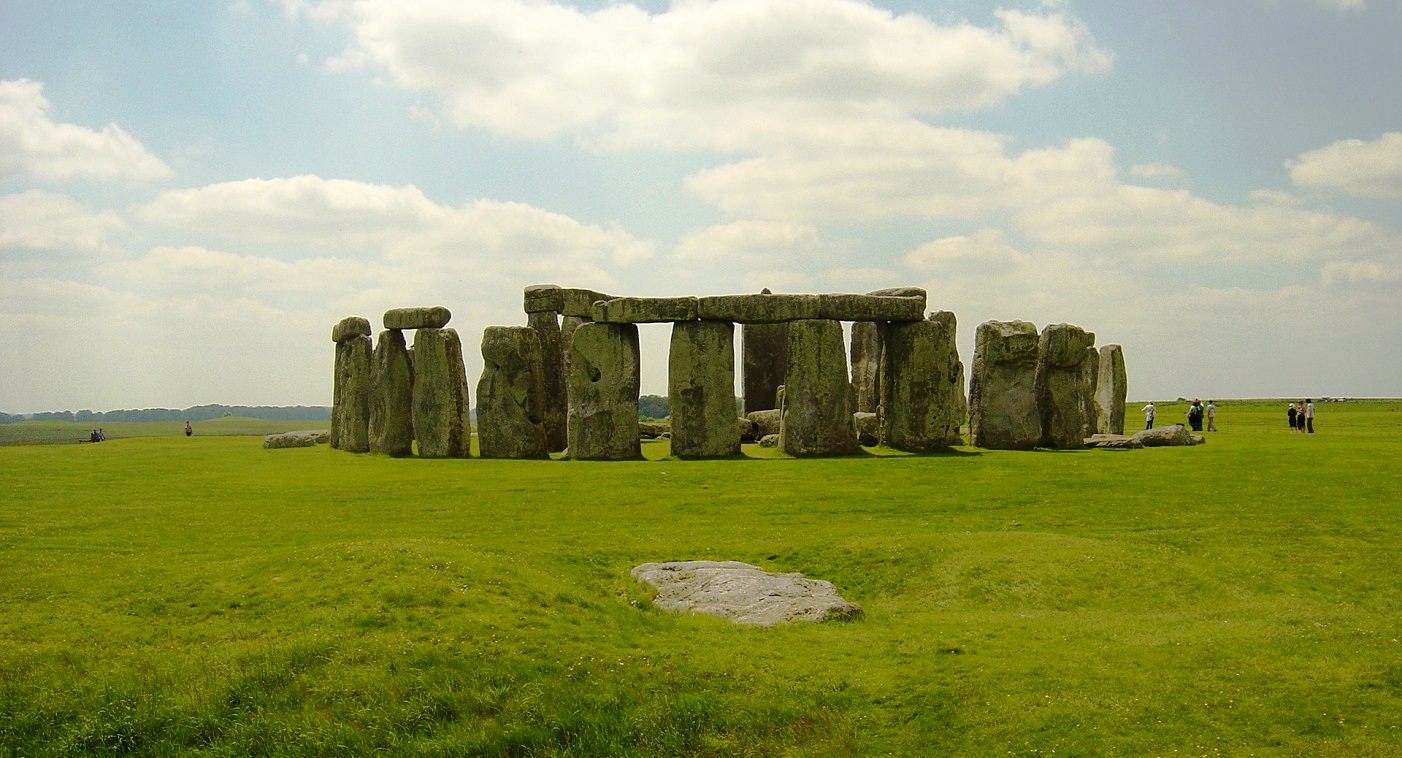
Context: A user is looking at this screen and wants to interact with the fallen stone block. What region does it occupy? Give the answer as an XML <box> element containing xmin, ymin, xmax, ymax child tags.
<box><xmin>631</xmin><ymin>561</ymin><xmax>863</xmax><ymax>627</ymax></box>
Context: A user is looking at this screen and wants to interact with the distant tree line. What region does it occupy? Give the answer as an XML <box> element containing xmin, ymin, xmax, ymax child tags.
<box><xmin>1</xmin><ymin>405</ymin><xmax>331</xmax><ymax>424</ymax></box>
<box><xmin>638</xmin><ymin>394</ymin><xmax>670</xmax><ymax>420</ymax></box>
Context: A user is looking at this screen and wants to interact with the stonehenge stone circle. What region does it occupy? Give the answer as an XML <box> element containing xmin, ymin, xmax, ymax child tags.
<box><xmin>477</xmin><ymin>326</ymin><xmax>549</xmax><ymax>459</ymax></box>
<box><xmin>668</xmin><ymin>320</ymin><xmax>741</xmax><ymax>459</ymax></box>
<box><xmin>567</xmin><ymin>322</ymin><xmax>642</xmax><ymax>461</ymax></box>
<box><xmin>1094</xmin><ymin>344</ymin><xmax>1127</xmax><ymax>435</ymax></box>
<box><xmin>383</xmin><ymin>306</ymin><xmax>451</xmax><ymax>330</ymax></box>
<box><xmin>1035</xmin><ymin>323</ymin><xmax>1097</xmax><ymax>450</ymax></box>
<box><xmin>369</xmin><ymin>328</ymin><xmax>414</xmax><ymax>457</ymax></box>
<box><xmin>780</xmin><ymin>319</ymin><xmax>857</xmax><ymax>457</ymax></box>
<box><xmin>968</xmin><ymin>320</ymin><xmax>1041</xmax><ymax>450</ymax></box>
<box><xmin>882</xmin><ymin>311</ymin><xmax>964</xmax><ymax>451</ymax></box>
<box><xmin>331</xmin><ymin>323</ymin><xmax>372</xmax><ymax>453</ymax></box>
<box><xmin>412</xmin><ymin>327</ymin><xmax>471</xmax><ymax>458</ymax></box>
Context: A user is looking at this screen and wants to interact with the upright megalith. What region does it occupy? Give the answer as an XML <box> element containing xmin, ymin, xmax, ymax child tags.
<box><xmin>526</xmin><ymin>311</ymin><xmax>567</xmax><ymax>453</ymax></box>
<box><xmin>412</xmin><ymin>327</ymin><xmax>471</xmax><ymax>458</ymax></box>
<box><xmin>369</xmin><ymin>328</ymin><xmax>414</xmax><ymax>457</ymax></box>
<box><xmin>669</xmin><ymin>320</ymin><xmax>740</xmax><ymax>459</ymax></box>
<box><xmin>1081</xmin><ymin>345</ymin><xmax>1100</xmax><ymax>439</ymax></box>
<box><xmin>780</xmin><ymin>319</ymin><xmax>857</xmax><ymax>457</ymax></box>
<box><xmin>331</xmin><ymin>316</ymin><xmax>372</xmax><ymax>453</ymax></box>
<box><xmin>1094</xmin><ymin>344</ymin><xmax>1127</xmax><ymax>435</ymax></box>
<box><xmin>882</xmin><ymin>311</ymin><xmax>963</xmax><ymax>451</ymax></box>
<box><xmin>477</xmin><ymin>326</ymin><xmax>548</xmax><ymax>459</ymax></box>
<box><xmin>850</xmin><ymin>321</ymin><xmax>883</xmax><ymax>414</ymax></box>
<box><xmin>567</xmin><ymin>322</ymin><xmax>641</xmax><ymax>460</ymax></box>
<box><xmin>969</xmin><ymin>320</ymin><xmax>1040</xmax><ymax>450</ymax></box>
<box><xmin>1035</xmin><ymin>323</ymin><xmax>1096</xmax><ymax>450</ymax></box>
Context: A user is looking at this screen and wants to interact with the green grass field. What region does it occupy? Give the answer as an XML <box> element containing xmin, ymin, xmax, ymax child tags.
<box><xmin>2</xmin><ymin>400</ymin><xmax>1401</xmax><ymax>756</ymax></box>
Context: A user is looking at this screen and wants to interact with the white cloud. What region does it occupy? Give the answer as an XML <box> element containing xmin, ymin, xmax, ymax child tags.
<box><xmin>1128</xmin><ymin>162</ymin><xmax>1182</xmax><ymax>180</ymax></box>
<box><xmin>1287</xmin><ymin>132</ymin><xmax>1402</xmax><ymax>199</ymax></box>
<box><xmin>0</xmin><ymin>79</ymin><xmax>173</xmax><ymax>183</ymax></box>
<box><xmin>304</xmin><ymin>0</ymin><xmax>1109</xmax><ymax>149</ymax></box>
<box><xmin>673</xmin><ymin>220</ymin><xmax>826</xmax><ymax>264</ymax></box>
<box><xmin>0</xmin><ymin>190</ymin><xmax>126</xmax><ymax>255</ymax></box>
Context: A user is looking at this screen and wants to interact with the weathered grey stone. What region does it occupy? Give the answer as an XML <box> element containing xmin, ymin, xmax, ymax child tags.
<box><xmin>746</xmin><ymin>409</ymin><xmax>782</xmax><ymax>438</ymax></box>
<box><xmin>1094</xmin><ymin>344</ymin><xmax>1127</xmax><ymax>435</ymax></box>
<box><xmin>524</xmin><ymin>284</ymin><xmax>564</xmax><ymax>314</ymax></box>
<box><xmin>369</xmin><ymin>329</ymin><xmax>414</xmax><ymax>457</ymax></box>
<box><xmin>816</xmin><ymin>293</ymin><xmax>925</xmax><ymax>322</ymax></box>
<box><xmin>593</xmin><ymin>296</ymin><xmax>699</xmax><ymax>324</ymax></box>
<box><xmin>331</xmin><ymin>334</ymin><xmax>372</xmax><ymax>452</ymax></box>
<box><xmin>527</xmin><ymin>311</ymin><xmax>568</xmax><ymax>453</ymax></box>
<box><xmin>881</xmin><ymin>312</ymin><xmax>963</xmax><ymax>451</ymax></box>
<box><xmin>968</xmin><ymin>320</ymin><xmax>1041</xmax><ymax>450</ymax></box>
<box><xmin>1036</xmin><ymin>323</ymin><xmax>1096</xmax><ymax>449</ymax></box>
<box><xmin>412</xmin><ymin>327</ymin><xmax>471</xmax><ymax>458</ymax></box>
<box><xmin>1081</xmin><ymin>345</ymin><xmax>1100</xmax><ymax>440</ymax></box>
<box><xmin>476</xmin><ymin>326</ymin><xmax>549</xmax><ymax>459</ymax></box>
<box><xmin>382</xmin><ymin>306</ymin><xmax>451</xmax><ymax>330</ymax></box>
<box><xmin>868</xmin><ymin>286</ymin><xmax>928</xmax><ymax>300</ymax></box>
<box><xmin>737</xmin><ymin>417</ymin><xmax>758</xmax><ymax>442</ymax></box>
<box><xmin>1084</xmin><ymin>434</ymin><xmax>1143</xmax><ymax>450</ymax></box>
<box><xmin>850</xmin><ymin>321</ymin><xmax>884</xmax><ymax>414</ymax></box>
<box><xmin>631</xmin><ymin>561</ymin><xmax>863</xmax><ymax>627</ymax></box>
<box><xmin>331</xmin><ymin>315</ymin><xmax>371</xmax><ymax>343</ymax></box>
<box><xmin>758</xmin><ymin>433</ymin><xmax>780</xmax><ymax>447</ymax></box>
<box><xmin>698</xmin><ymin>293</ymin><xmax>821</xmax><ymax>323</ymax></box>
<box><xmin>567</xmin><ymin>322</ymin><xmax>641</xmax><ymax>460</ymax></box>
<box><xmin>742</xmin><ymin>319</ymin><xmax>789</xmax><ymax>414</ymax></box>
<box><xmin>263</xmin><ymin>429</ymin><xmax>330</xmax><ymax>449</ymax></box>
<box><xmin>668</xmin><ymin>320</ymin><xmax>740</xmax><ymax>459</ymax></box>
<box><xmin>854</xmin><ymin>412</ymin><xmax>880</xmax><ymax>446</ymax></box>
<box><xmin>639</xmin><ymin>420</ymin><xmax>668</xmax><ymax>439</ymax></box>
<box><xmin>780</xmin><ymin>319</ymin><xmax>858</xmax><ymax>457</ymax></box>
<box><xmin>559</xmin><ymin>288</ymin><xmax>614</xmax><ymax>318</ymax></box>
<box><xmin>1130</xmin><ymin>424</ymin><xmax>1196</xmax><ymax>447</ymax></box>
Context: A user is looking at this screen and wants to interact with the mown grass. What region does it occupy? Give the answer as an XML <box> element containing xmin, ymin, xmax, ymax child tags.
<box><xmin>2</xmin><ymin>400</ymin><xmax>1400</xmax><ymax>755</ymax></box>
<box><xmin>0</xmin><ymin>417</ymin><xmax>330</xmax><ymax>446</ymax></box>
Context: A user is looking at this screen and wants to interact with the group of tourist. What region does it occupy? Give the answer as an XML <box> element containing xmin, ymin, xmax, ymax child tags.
<box><xmin>1287</xmin><ymin>400</ymin><xmax>1316</xmax><ymax>433</ymax></box>
<box><xmin>1139</xmin><ymin>399</ymin><xmax>1217</xmax><ymax>432</ymax></box>
<box><xmin>87</xmin><ymin>429</ymin><xmax>107</xmax><ymax>443</ymax></box>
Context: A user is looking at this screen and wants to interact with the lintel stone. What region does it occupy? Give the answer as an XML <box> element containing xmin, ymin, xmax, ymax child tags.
<box><xmin>332</xmin><ymin>315</ymin><xmax>371</xmax><ymax>343</ymax></box>
<box><xmin>592</xmin><ymin>296</ymin><xmax>699</xmax><ymax>324</ymax></box>
<box><xmin>383</xmin><ymin>306</ymin><xmax>451</xmax><ymax>330</ymax></box>
<box><xmin>697</xmin><ymin>293</ymin><xmax>821</xmax><ymax>323</ymax></box>
<box><xmin>524</xmin><ymin>284</ymin><xmax>564</xmax><ymax>314</ymax></box>
<box><xmin>817</xmin><ymin>293</ymin><xmax>924</xmax><ymax>322</ymax></box>
<box><xmin>559</xmin><ymin>288</ymin><xmax>615</xmax><ymax>318</ymax></box>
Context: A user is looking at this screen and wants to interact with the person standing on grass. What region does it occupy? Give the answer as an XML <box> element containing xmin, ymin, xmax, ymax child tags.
<box><xmin>1206</xmin><ymin>401</ymin><xmax>1217</xmax><ymax>431</ymax></box>
<box><xmin>1142</xmin><ymin>401</ymin><xmax>1156</xmax><ymax>430</ymax></box>
<box><xmin>1288</xmin><ymin>402</ymin><xmax>1298</xmax><ymax>432</ymax></box>
<box><xmin>184</xmin><ymin>420</ymin><xmax>193</xmax><ymax>437</ymax></box>
<box><xmin>1305</xmin><ymin>399</ymin><xmax>1316</xmax><ymax>434</ymax></box>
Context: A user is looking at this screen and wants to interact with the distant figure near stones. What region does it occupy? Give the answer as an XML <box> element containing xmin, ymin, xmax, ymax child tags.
<box><xmin>184</xmin><ymin>421</ymin><xmax>192</xmax><ymax>437</ymax></box>
<box><xmin>476</xmin><ymin>326</ymin><xmax>549</xmax><ymax>459</ymax></box>
<box><xmin>968</xmin><ymin>320</ymin><xmax>1041</xmax><ymax>450</ymax></box>
<box><xmin>330</xmin><ymin>315</ymin><xmax>372</xmax><ymax>453</ymax></box>
<box><xmin>1035</xmin><ymin>323</ymin><xmax>1096</xmax><ymax>450</ymax></box>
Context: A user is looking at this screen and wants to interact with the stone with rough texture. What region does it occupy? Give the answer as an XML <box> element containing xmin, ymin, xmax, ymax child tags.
<box><xmin>1130</xmin><ymin>424</ymin><xmax>1196</xmax><ymax>447</ymax></box>
<box><xmin>331</xmin><ymin>334</ymin><xmax>372</xmax><ymax>452</ymax></box>
<box><xmin>850</xmin><ymin>321</ymin><xmax>884</xmax><ymax>414</ymax></box>
<box><xmin>527</xmin><ymin>311</ymin><xmax>568</xmax><ymax>453</ymax></box>
<box><xmin>567</xmin><ymin>322</ymin><xmax>641</xmax><ymax>460</ymax></box>
<box><xmin>631</xmin><ymin>561</ymin><xmax>863</xmax><ymax>627</ymax></box>
<box><xmin>758</xmin><ymin>433</ymin><xmax>780</xmax><ymax>447</ymax></box>
<box><xmin>331</xmin><ymin>315</ymin><xmax>371</xmax><ymax>343</ymax></box>
<box><xmin>668</xmin><ymin>320</ymin><xmax>740</xmax><ymax>459</ymax></box>
<box><xmin>741</xmin><ymin>305</ymin><xmax>789</xmax><ymax>414</ymax></box>
<box><xmin>524</xmin><ymin>284</ymin><xmax>564</xmax><ymax>313</ymax></box>
<box><xmin>746</xmin><ymin>409</ymin><xmax>782</xmax><ymax>438</ymax></box>
<box><xmin>369</xmin><ymin>329</ymin><xmax>414</xmax><ymax>457</ymax></box>
<box><xmin>1035</xmin><ymin>323</ymin><xmax>1096</xmax><ymax>449</ymax></box>
<box><xmin>1081</xmin><ymin>345</ymin><xmax>1100</xmax><ymax>439</ymax></box>
<box><xmin>1094</xmin><ymin>344</ymin><xmax>1127</xmax><ymax>435</ymax></box>
<box><xmin>1084</xmin><ymin>434</ymin><xmax>1143</xmax><ymax>450</ymax></box>
<box><xmin>263</xmin><ymin>429</ymin><xmax>330</xmax><ymax>449</ymax></box>
<box><xmin>968</xmin><ymin>320</ymin><xmax>1041</xmax><ymax>450</ymax></box>
<box><xmin>881</xmin><ymin>312</ymin><xmax>963</xmax><ymax>451</ymax></box>
<box><xmin>412</xmin><ymin>328</ymin><xmax>472</xmax><ymax>458</ymax></box>
<box><xmin>780</xmin><ymin>319</ymin><xmax>857</xmax><ymax>457</ymax></box>
<box><xmin>816</xmin><ymin>293</ymin><xmax>925</xmax><ymax>322</ymax></box>
<box><xmin>593</xmin><ymin>297</ymin><xmax>699</xmax><ymax>324</ymax></box>
<box><xmin>477</xmin><ymin>326</ymin><xmax>549</xmax><ymax>459</ymax></box>
<box><xmin>737</xmin><ymin>417</ymin><xmax>758</xmax><ymax>442</ymax></box>
<box><xmin>559</xmin><ymin>288</ymin><xmax>614</xmax><ymax>318</ymax></box>
<box><xmin>868</xmin><ymin>286</ymin><xmax>927</xmax><ymax>300</ymax></box>
<box><xmin>854</xmin><ymin>412</ymin><xmax>879</xmax><ymax>446</ymax></box>
<box><xmin>383</xmin><ymin>306</ymin><xmax>451</xmax><ymax>330</ymax></box>
<box><xmin>698</xmin><ymin>293</ymin><xmax>821</xmax><ymax>323</ymax></box>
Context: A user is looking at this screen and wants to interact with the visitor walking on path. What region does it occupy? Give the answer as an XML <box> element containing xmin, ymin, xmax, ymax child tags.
<box><xmin>1305</xmin><ymin>399</ymin><xmax>1316</xmax><ymax>434</ymax></box>
<box><xmin>1142</xmin><ymin>402</ymin><xmax>1156</xmax><ymax>430</ymax></box>
<box><xmin>1206</xmin><ymin>401</ymin><xmax>1217</xmax><ymax>431</ymax></box>
<box><xmin>1187</xmin><ymin>399</ymin><xmax>1204</xmax><ymax>432</ymax></box>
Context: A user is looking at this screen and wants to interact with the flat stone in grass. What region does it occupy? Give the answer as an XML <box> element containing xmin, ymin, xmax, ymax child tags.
<box><xmin>631</xmin><ymin>560</ymin><xmax>863</xmax><ymax>627</ymax></box>
<box><xmin>263</xmin><ymin>430</ymin><xmax>330</xmax><ymax>449</ymax></box>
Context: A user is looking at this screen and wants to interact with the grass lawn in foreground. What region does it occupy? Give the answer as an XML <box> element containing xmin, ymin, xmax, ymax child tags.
<box><xmin>1</xmin><ymin>400</ymin><xmax>1400</xmax><ymax>755</ymax></box>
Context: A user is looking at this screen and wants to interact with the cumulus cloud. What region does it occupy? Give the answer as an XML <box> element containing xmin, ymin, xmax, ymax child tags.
<box><xmin>0</xmin><ymin>190</ymin><xmax>126</xmax><ymax>256</ymax></box>
<box><xmin>300</xmin><ymin>0</ymin><xmax>1109</xmax><ymax>149</ymax></box>
<box><xmin>1287</xmin><ymin>132</ymin><xmax>1402</xmax><ymax>199</ymax></box>
<box><xmin>0</xmin><ymin>79</ymin><xmax>173</xmax><ymax>183</ymax></box>
<box><xmin>673</xmin><ymin>220</ymin><xmax>827</xmax><ymax>264</ymax></box>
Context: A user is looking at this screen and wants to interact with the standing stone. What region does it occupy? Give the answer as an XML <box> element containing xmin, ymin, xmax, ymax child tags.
<box><xmin>412</xmin><ymin>327</ymin><xmax>471</xmax><ymax>458</ymax></box>
<box><xmin>332</xmin><ymin>334</ymin><xmax>373</xmax><ymax>453</ymax></box>
<box><xmin>850</xmin><ymin>321</ymin><xmax>883</xmax><ymax>415</ymax></box>
<box><xmin>477</xmin><ymin>326</ymin><xmax>549</xmax><ymax>459</ymax></box>
<box><xmin>968</xmin><ymin>320</ymin><xmax>1041</xmax><ymax>450</ymax></box>
<box><xmin>1035</xmin><ymin>323</ymin><xmax>1096</xmax><ymax>449</ymax></box>
<box><xmin>567</xmin><ymin>322</ymin><xmax>641</xmax><ymax>460</ymax></box>
<box><xmin>882</xmin><ymin>311</ymin><xmax>963</xmax><ymax>452</ymax></box>
<box><xmin>668</xmin><ymin>320</ymin><xmax>740</xmax><ymax>459</ymax></box>
<box><xmin>369</xmin><ymin>329</ymin><xmax>414</xmax><ymax>457</ymax></box>
<box><xmin>780</xmin><ymin>319</ymin><xmax>857</xmax><ymax>457</ymax></box>
<box><xmin>527</xmin><ymin>311</ymin><xmax>568</xmax><ymax>453</ymax></box>
<box><xmin>1081</xmin><ymin>345</ymin><xmax>1101</xmax><ymax>439</ymax></box>
<box><xmin>741</xmin><ymin>290</ymin><xmax>789</xmax><ymax>414</ymax></box>
<box><xmin>1094</xmin><ymin>344</ymin><xmax>1128</xmax><ymax>435</ymax></box>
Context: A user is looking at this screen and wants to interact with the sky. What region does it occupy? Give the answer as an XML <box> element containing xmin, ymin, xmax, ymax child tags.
<box><xmin>2</xmin><ymin>0</ymin><xmax>1400</xmax><ymax>414</ymax></box>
